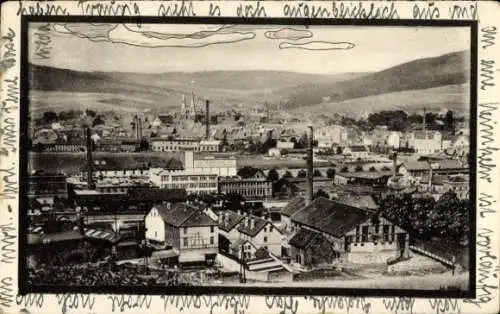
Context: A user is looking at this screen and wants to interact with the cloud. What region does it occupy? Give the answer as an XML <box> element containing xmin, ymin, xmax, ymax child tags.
<box><xmin>51</xmin><ymin>23</ymin><xmax>256</xmax><ymax>48</ymax></box>
<box><xmin>265</xmin><ymin>28</ymin><xmax>313</xmax><ymax>41</ymax></box>
<box><xmin>279</xmin><ymin>41</ymin><xmax>355</xmax><ymax>51</ymax></box>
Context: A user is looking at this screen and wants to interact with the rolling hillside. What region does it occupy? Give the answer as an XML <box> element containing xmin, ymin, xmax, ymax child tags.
<box><xmin>279</xmin><ymin>51</ymin><xmax>470</xmax><ymax>108</ymax></box>
<box><xmin>29</xmin><ymin>50</ymin><xmax>469</xmax><ymax>115</ymax></box>
<box><xmin>290</xmin><ymin>84</ymin><xmax>470</xmax><ymax>119</ymax></box>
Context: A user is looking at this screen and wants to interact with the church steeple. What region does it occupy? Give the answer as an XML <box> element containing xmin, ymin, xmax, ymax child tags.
<box><xmin>190</xmin><ymin>91</ymin><xmax>197</xmax><ymax>118</ymax></box>
<box><xmin>180</xmin><ymin>94</ymin><xmax>187</xmax><ymax>119</ymax></box>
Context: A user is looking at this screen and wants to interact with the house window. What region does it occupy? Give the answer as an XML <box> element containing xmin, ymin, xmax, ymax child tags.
<box><xmin>391</xmin><ymin>225</ymin><xmax>396</xmax><ymax>241</ymax></box>
<box><xmin>361</xmin><ymin>226</ymin><xmax>369</xmax><ymax>242</ymax></box>
<box><xmin>264</xmin><ymin>236</ymin><xmax>268</xmax><ymax>243</ymax></box>
<box><xmin>355</xmin><ymin>226</ymin><xmax>361</xmax><ymax>243</ymax></box>
<box><xmin>383</xmin><ymin>225</ymin><xmax>390</xmax><ymax>242</ymax></box>
<box><xmin>210</xmin><ymin>226</ymin><xmax>214</xmax><ymax>233</ymax></box>
<box><xmin>270</xmin><ymin>225</ymin><xmax>273</xmax><ymax>232</ymax></box>
<box><xmin>295</xmin><ymin>255</ymin><xmax>301</xmax><ymax>264</ymax></box>
<box><xmin>183</xmin><ymin>237</ymin><xmax>188</xmax><ymax>247</ymax></box>
<box><xmin>374</xmin><ymin>224</ymin><xmax>380</xmax><ymax>234</ymax></box>
<box><xmin>210</xmin><ymin>236</ymin><xmax>214</xmax><ymax>245</ymax></box>
<box><xmin>184</xmin><ymin>227</ymin><xmax>188</xmax><ymax>234</ymax></box>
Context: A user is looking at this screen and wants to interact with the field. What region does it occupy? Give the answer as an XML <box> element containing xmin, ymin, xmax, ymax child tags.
<box><xmin>290</xmin><ymin>84</ymin><xmax>470</xmax><ymax>119</ymax></box>
<box><xmin>28</xmin><ymin>152</ymin><xmax>330</xmax><ymax>175</ymax></box>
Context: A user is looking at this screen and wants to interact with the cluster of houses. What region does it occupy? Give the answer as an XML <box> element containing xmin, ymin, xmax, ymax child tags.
<box><xmin>141</xmin><ymin>185</ymin><xmax>411</xmax><ymax>270</ymax></box>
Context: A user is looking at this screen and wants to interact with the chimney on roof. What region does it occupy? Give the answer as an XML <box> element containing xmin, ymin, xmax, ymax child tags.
<box><xmin>85</xmin><ymin>127</ymin><xmax>95</xmax><ymax>189</ymax></box>
<box><xmin>250</xmin><ymin>217</ymin><xmax>255</xmax><ymax>229</ymax></box>
<box><xmin>205</xmin><ymin>100</ymin><xmax>210</xmax><ymax>140</ymax></box>
<box><xmin>306</xmin><ymin>126</ymin><xmax>314</xmax><ymax>205</ymax></box>
<box><xmin>224</xmin><ymin>212</ymin><xmax>229</xmax><ymax>224</ymax></box>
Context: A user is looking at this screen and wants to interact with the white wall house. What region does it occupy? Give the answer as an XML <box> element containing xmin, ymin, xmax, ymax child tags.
<box><xmin>407</xmin><ymin>131</ymin><xmax>442</xmax><ymax>154</ymax></box>
<box><xmin>145</xmin><ymin>203</ymin><xmax>218</xmax><ymax>254</ymax></box>
<box><xmin>149</xmin><ymin>168</ymin><xmax>218</xmax><ymax>194</ymax></box>
<box><xmin>218</xmin><ymin>211</ymin><xmax>283</xmax><ymax>258</ymax></box>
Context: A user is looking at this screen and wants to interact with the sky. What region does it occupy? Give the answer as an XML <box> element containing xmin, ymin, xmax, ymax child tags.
<box><xmin>29</xmin><ymin>23</ymin><xmax>470</xmax><ymax>75</ymax></box>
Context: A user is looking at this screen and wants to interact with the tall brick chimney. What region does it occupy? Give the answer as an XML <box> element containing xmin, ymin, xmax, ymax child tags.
<box><xmin>85</xmin><ymin>127</ymin><xmax>95</xmax><ymax>189</ymax></box>
<box><xmin>306</xmin><ymin>126</ymin><xmax>314</xmax><ymax>205</ymax></box>
<box><xmin>205</xmin><ymin>100</ymin><xmax>210</xmax><ymax>140</ymax></box>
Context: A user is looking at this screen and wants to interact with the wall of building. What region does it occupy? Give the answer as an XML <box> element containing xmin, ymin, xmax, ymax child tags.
<box><xmin>346</xmin><ymin>250</ymin><xmax>399</xmax><ymax>264</ymax></box>
<box><xmin>165</xmin><ymin>223</ymin><xmax>180</xmax><ymax>250</ymax></box>
<box><xmin>179</xmin><ymin>225</ymin><xmax>218</xmax><ymax>251</ymax></box>
<box><xmin>151</xmin><ymin>170</ymin><xmax>218</xmax><ymax>194</ymax></box>
<box><xmin>219</xmin><ymin>180</ymin><xmax>272</xmax><ymax>199</ymax></box>
<box><xmin>252</xmin><ymin>223</ymin><xmax>283</xmax><ymax>257</ymax></box>
<box><xmin>145</xmin><ymin>208</ymin><xmax>166</xmax><ymax>244</ymax></box>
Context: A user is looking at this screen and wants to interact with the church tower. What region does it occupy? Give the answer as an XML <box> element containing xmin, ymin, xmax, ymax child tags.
<box><xmin>180</xmin><ymin>94</ymin><xmax>187</xmax><ymax>119</ymax></box>
<box><xmin>190</xmin><ymin>91</ymin><xmax>197</xmax><ymax>119</ymax></box>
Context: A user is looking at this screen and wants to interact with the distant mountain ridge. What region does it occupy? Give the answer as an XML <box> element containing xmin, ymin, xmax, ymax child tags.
<box><xmin>29</xmin><ymin>50</ymin><xmax>470</xmax><ymax>114</ymax></box>
<box><xmin>280</xmin><ymin>51</ymin><xmax>470</xmax><ymax>108</ymax></box>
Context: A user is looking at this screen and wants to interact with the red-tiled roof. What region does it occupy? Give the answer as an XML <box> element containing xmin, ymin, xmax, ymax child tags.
<box><xmin>288</xmin><ymin>228</ymin><xmax>318</xmax><ymax>249</ymax></box>
<box><xmin>336</xmin><ymin>195</ymin><xmax>378</xmax><ymax>210</ymax></box>
<box><xmin>155</xmin><ymin>203</ymin><xmax>200</xmax><ymax>227</ymax></box>
<box><xmin>289</xmin><ymin>228</ymin><xmax>332</xmax><ymax>250</ymax></box>
<box><xmin>237</xmin><ymin>215</ymin><xmax>277</xmax><ymax>237</ymax></box>
<box><xmin>291</xmin><ymin>197</ymin><xmax>370</xmax><ymax>238</ymax></box>
<box><xmin>281</xmin><ymin>196</ymin><xmax>306</xmax><ymax>217</ymax></box>
<box><xmin>218</xmin><ymin>211</ymin><xmax>244</xmax><ymax>232</ymax></box>
<box><xmin>182</xmin><ymin>210</ymin><xmax>218</xmax><ymax>227</ymax></box>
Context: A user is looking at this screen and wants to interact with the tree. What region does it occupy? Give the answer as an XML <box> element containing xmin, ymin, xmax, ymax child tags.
<box><xmin>267</xmin><ymin>169</ymin><xmax>279</xmax><ymax>181</ymax></box>
<box><xmin>326</xmin><ymin>168</ymin><xmax>336</xmax><ymax>179</ymax></box>
<box><xmin>355</xmin><ymin>165</ymin><xmax>363</xmax><ymax>172</ymax></box>
<box><xmin>85</xmin><ymin>109</ymin><xmax>97</xmax><ymax>117</ymax></box>
<box><xmin>222</xmin><ymin>193</ymin><xmax>245</xmax><ymax>211</ymax></box>
<box><xmin>336</xmin><ymin>146</ymin><xmax>343</xmax><ymax>154</ymax></box>
<box><xmin>297</xmin><ymin>169</ymin><xmax>307</xmax><ymax>178</ymax></box>
<box><xmin>313</xmin><ymin>169</ymin><xmax>322</xmax><ymax>177</ymax></box>
<box><xmin>340</xmin><ymin>166</ymin><xmax>349</xmax><ymax>172</ymax></box>
<box><xmin>139</xmin><ymin>138</ymin><xmax>149</xmax><ymax>151</ymax></box>
<box><xmin>381</xmin><ymin>166</ymin><xmax>391</xmax><ymax>172</ymax></box>
<box><xmin>42</xmin><ymin>111</ymin><xmax>58</xmax><ymax>124</ymax></box>
<box><xmin>445</xmin><ymin>110</ymin><xmax>454</xmax><ymax>133</ymax></box>
<box><xmin>314</xmin><ymin>189</ymin><xmax>330</xmax><ymax>199</ymax></box>
<box><xmin>237</xmin><ymin>166</ymin><xmax>259</xmax><ymax>179</ymax></box>
<box><xmin>369</xmin><ymin>166</ymin><xmax>376</xmax><ymax>172</ymax></box>
<box><xmin>92</xmin><ymin>116</ymin><xmax>105</xmax><ymax>127</ymax></box>
<box><xmin>283</xmin><ymin>171</ymin><xmax>293</xmax><ymax>178</ymax></box>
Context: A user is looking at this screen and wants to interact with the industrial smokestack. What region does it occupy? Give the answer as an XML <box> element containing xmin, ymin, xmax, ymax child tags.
<box><xmin>392</xmin><ymin>152</ymin><xmax>398</xmax><ymax>177</ymax></box>
<box><xmin>306</xmin><ymin>126</ymin><xmax>314</xmax><ymax>205</ymax></box>
<box><xmin>205</xmin><ymin>100</ymin><xmax>210</xmax><ymax>140</ymax></box>
<box><xmin>139</xmin><ymin>116</ymin><xmax>142</xmax><ymax>139</ymax></box>
<box><xmin>85</xmin><ymin>127</ymin><xmax>94</xmax><ymax>189</ymax></box>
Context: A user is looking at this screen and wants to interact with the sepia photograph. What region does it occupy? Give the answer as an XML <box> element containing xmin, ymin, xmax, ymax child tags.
<box><xmin>24</xmin><ymin>20</ymin><xmax>473</xmax><ymax>293</ymax></box>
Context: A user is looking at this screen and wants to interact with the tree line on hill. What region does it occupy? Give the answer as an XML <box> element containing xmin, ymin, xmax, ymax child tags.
<box><xmin>336</xmin><ymin>110</ymin><xmax>464</xmax><ymax>133</ymax></box>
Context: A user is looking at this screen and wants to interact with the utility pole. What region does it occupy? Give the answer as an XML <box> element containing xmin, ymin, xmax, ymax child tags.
<box><xmin>240</xmin><ymin>243</ymin><xmax>246</xmax><ymax>283</ymax></box>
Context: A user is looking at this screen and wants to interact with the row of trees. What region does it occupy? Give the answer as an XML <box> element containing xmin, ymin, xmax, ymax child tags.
<box><xmin>375</xmin><ymin>191</ymin><xmax>469</xmax><ymax>245</ymax></box>
<box><xmin>238</xmin><ymin>166</ymin><xmax>338</xmax><ymax>182</ymax></box>
<box><xmin>339</xmin><ymin>110</ymin><xmax>464</xmax><ymax>133</ymax></box>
